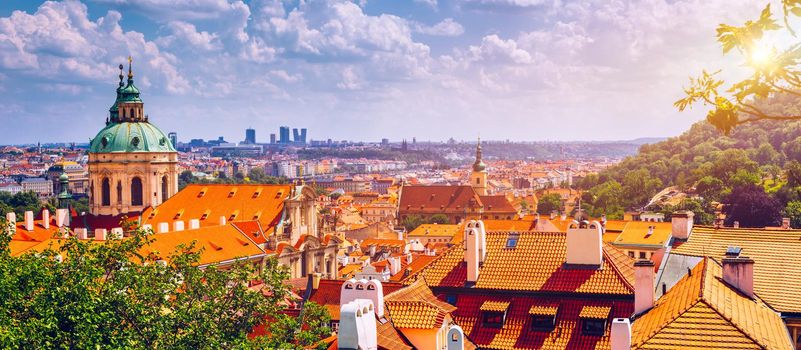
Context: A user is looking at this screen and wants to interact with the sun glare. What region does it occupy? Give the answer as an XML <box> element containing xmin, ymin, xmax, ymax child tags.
<box><xmin>750</xmin><ymin>40</ymin><xmax>775</xmax><ymax>68</ymax></box>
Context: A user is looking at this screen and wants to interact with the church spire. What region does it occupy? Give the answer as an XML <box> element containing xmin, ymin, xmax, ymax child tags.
<box><xmin>473</xmin><ymin>137</ymin><xmax>486</xmax><ymax>172</ymax></box>
<box><xmin>127</xmin><ymin>56</ymin><xmax>134</xmax><ymax>80</ymax></box>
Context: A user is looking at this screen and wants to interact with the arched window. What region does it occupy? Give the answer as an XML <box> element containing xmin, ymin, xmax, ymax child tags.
<box><xmin>161</xmin><ymin>175</ymin><xmax>168</xmax><ymax>202</ymax></box>
<box><xmin>131</xmin><ymin>177</ymin><xmax>143</xmax><ymax>206</ymax></box>
<box><xmin>101</xmin><ymin>178</ymin><xmax>111</xmax><ymax>206</ymax></box>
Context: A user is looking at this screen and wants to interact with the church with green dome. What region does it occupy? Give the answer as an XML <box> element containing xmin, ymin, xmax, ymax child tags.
<box><xmin>87</xmin><ymin>58</ymin><xmax>178</xmax><ymax>217</ymax></box>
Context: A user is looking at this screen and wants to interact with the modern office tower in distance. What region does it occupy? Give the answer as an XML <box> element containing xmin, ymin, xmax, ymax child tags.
<box><xmin>293</xmin><ymin>128</ymin><xmax>299</xmax><ymax>143</ymax></box>
<box><xmin>270</xmin><ymin>133</ymin><xmax>276</xmax><ymax>144</ymax></box>
<box><xmin>300</xmin><ymin>128</ymin><xmax>307</xmax><ymax>144</ymax></box>
<box><xmin>168</xmin><ymin>132</ymin><xmax>178</xmax><ymax>148</ymax></box>
<box><xmin>279</xmin><ymin>126</ymin><xmax>290</xmax><ymax>144</ymax></box>
<box><xmin>245</xmin><ymin>128</ymin><xmax>256</xmax><ymax>144</ymax></box>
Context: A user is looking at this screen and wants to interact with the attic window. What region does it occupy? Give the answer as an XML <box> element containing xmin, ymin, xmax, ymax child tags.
<box><xmin>174</xmin><ymin>209</ymin><xmax>184</xmax><ymax>220</ymax></box>
<box><xmin>229</xmin><ymin>210</ymin><xmax>239</xmax><ymax>221</ymax></box>
<box><xmin>198</xmin><ymin>187</ymin><xmax>207</xmax><ymax>197</ymax></box>
<box><xmin>505</xmin><ymin>233</ymin><xmax>520</xmax><ymax>248</ymax></box>
<box><xmin>482</xmin><ymin>311</ymin><xmax>505</xmax><ymax>329</ymax></box>
<box><xmin>148</xmin><ymin>208</ymin><xmax>158</xmax><ymax>219</ymax></box>
<box><xmin>275</xmin><ymin>190</ymin><xmax>283</xmax><ymax>199</ymax></box>
<box><xmin>253</xmin><ymin>187</ymin><xmax>262</xmax><ymax>198</ymax></box>
<box><xmin>581</xmin><ymin>319</ymin><xmax>606</xmax><ymax>336</ymax></box>
<box><xmin>228</xmin><ymin>188</ymin><xmax>238</xmax><ymax>198</ymax></box>
<box><xmin>252</xmin><ymin>211</ymin><xmax>262</xmax><ymax>221</ymax></box>
<box><xmin>200</xmin><ymin>209</ymin><xmax>211</xmax><ymax>220</ymax></box>
<box><xmin>530</xmin><ymin>315</ymin><xmax>555</xmax><ymax>332</ymax></box>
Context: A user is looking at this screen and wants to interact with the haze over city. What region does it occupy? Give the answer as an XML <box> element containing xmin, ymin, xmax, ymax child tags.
<box><xmin>0</xmin><ymin>0</ymin><xmax>773</xmax><ymax>144</ymax></box>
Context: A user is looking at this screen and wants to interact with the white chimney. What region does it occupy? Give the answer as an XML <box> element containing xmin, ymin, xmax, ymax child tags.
<box><xmin>219</xmin><ymin>216</ymin><xmax>227</xmax><ymax>226</ymax></box>
<box><xmin>24</xmin><ymin>211</ymin><xmax>34</xmax><ymax>231</ymax></box>
<box><xmin>189</xmin><ymin>219</ymin><xmax>200</xmax><ymax>230</ymax></box>
<box><xmin>173</xmin><ymin>220</ymin><xmax>185</xmax><ymax>232</ymax></box>
<box><xmin>722</xmin><ymin>248</ymin><xmax>755</xmax><ymax>298</ymax></box>
<box><xmin>566</xmin><ymin>220</ymin><xmax>602</xmax><ymax>265</ymax></box>
<box><xmin>610</xmin><ymin>318</ymin><xmax>632</xmax><ymax>350</ymax></box>
<box><xmin>55</xmin><ymin>208</ymin><xmax>68</xmax><ymax>228</ymax></box>
<box><xmin>464</xmin><ymin>224</ymin><xmax>480</xmax><ymax>284</ymax></box>
<box><xmin>338</xmin><ymin>299</ymin><xmax>378</xmax><ymax>350</ymax></box>
<box><xmin>782</xmin><ymin>218</ymin><xmax>791</xmax><ymax>229</ymax></box>
<box><xmin>95</xmin><ymin>228</ymin><xmax>107</xmax><ymax>241</ymax></box>
<box><xmin>368</xmin><ymin>245</ymin><xmax>376</xmax><ymax>257</ymax></box>
<box><xmin>733</xmin><ymin>221</ymin><xmax>739</xmax><ymax>228</ymax></box>
<box><xmin>634</xmin><ymin>259</ymin><xmax>655</xmax><ymax>315</ymax></box>
<box><xmin>75</xmin><ymin>228</ymin><xmax>88</xmax><ymax>240</ymax></box>
<box><xmin>41</xmin><ymin>209</ymin><xmax>50</xmax><ymax>229</ymax></box>
<box><xmin>158</xmin><ymin>222</ymin><xmax>169</xmax><ymax>233</ymax></box>
<box><xmin>110</xmin><ymin>227</ymin><xmax>124</xmax><ymax>239</ymax></box>
<box><xmin>6</xmin><ymin>212</ymin><xmax>16</xmax><ymax>234</ymax></box>
<box><xmin>447</xmin><ymin>325</ymin><xmax>465</xmax><ymax>350</ymax></box>
<box><xmin>340</xmin><ymin>279</ymin><xmax>384</xmax><ymax>318</ymax></box>
<box><xmin>388</xmin><ymin>256</ymin><xmax>400</xmax><ymax>275</ymax></box>
<box><xmin>671</xmin><ymin>211</ymin><xmax>694</xmax><ymax>240</ymax></box>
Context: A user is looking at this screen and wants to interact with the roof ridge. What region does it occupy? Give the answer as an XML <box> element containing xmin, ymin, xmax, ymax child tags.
<box><xmin>697</xmin><ymin>259</ymin><xmax>771</xmax><ymax>350</ymax></box>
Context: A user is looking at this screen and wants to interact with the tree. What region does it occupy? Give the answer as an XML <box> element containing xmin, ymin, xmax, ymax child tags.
<box><xmin>785</xmin><ymin>201</ymin><xmax>801</xmax><ymax>228</ymax></box>
<box><xmin>536</xmin><ymin>194</ymin><xmax>562</xmax><ymax>215</ymax></box>
<box><xmin>427</xmin><ymin>214</ymin><xmax>449</xmax><ymax>225</ymax></box>
<box><xmin>0</xmin><ymin>222</ymin><xmax>330</xmax><ymax>349</ymax></box>
<box><xmin>178</xmin><ymin>170</ymin><xmax>195</xmax><ymax>189</ymax></box>
<box><xmin>675</xmin><ymin>2</ymin><xmax>801</xmax><ymax>134</ymax></box>
<box><xmin>695</xmin><ymin>176</ymin><xmax>726</xmax><ymax>202</ymax></box>
<box><xmin>402</xmin><ymin>215</ymin><xmax>425</xmax><ymax>232</ymax></box>
<box><xmin>723</xmin><ymin>184</ymin><xmax>783</xmax><ymax>227</ymax></box>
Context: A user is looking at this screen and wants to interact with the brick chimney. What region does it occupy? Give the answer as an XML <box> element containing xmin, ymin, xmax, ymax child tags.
<box><xmin>634</xmin><ymin>259</ymin><xmax>655</xmax><ymax>315</ymax></box>
<box><xmin>24</xmin><ymin>211</ymin><xmax>34</xmax><ymax>231</ymax></box>
<box><xmin>722</xmin><ymin>247</ymin><xmax>755</xmax><ymax>298</ymax></box>
<box><xmin>6</xmin><ymin>212</ymin><xmax>16</xmax><ymax>234</ymax></box>
<box><xmin>566</xmin><ymin>220</ymin><xmax>602</xmax><ymax>265</ymax></box>
<box><xmin>610</xmin><ymin>318</ymin><xmax>631</xmax><ymax>350</ymax></box>
<box><xmin>671</xmin><ymin>211</ymin><xmax>694</xmax><ymax>240</ymax></box>
<box><xmin>41</xmin><ymin>209</ymin><xmax>50</xmax><ymax>229</ymax></box>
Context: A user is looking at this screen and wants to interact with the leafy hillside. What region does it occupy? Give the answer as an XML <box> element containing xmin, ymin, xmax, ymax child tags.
<box><xmin>578</xmin><ymin>94</ymin><xmax>801</xmax><ymax>227</ymax></box>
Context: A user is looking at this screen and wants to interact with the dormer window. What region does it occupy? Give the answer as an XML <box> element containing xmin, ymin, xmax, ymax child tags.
<box><xmin>480</xmin><ymin>301</ymin><xmax>510</xmax><ymax>329</ymax></box>
<box><xmin>529</xmin><ymin>305</ymin><xmax>558</xmax><ymax>332</ymax></box>
<box><xmin>505</xmin><ymin>233</ymin><xmax>520</xmax><ymax>248</ymax></box>
<box><xmin>579</xmin><ymin>305</ymin><xmax>611</xmax><ymax>336</ymax></box>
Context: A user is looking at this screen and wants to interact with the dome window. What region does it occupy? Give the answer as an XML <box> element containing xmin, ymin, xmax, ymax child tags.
<box><xmin>131</xmin><ymin>136</ymin><xmax>140</xmax><ymax>148</ymax></box>
<box><xmin>101</xmin><ymin>137</ymin><xmax>109</xmax><ymax>148</ymax></box>
<box><xmin>159</xmin><ymin>137</ymin><xmax>166</xmax><ymax>146</ymax></box>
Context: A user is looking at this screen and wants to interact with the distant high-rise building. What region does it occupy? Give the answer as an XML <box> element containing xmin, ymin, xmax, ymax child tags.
<box><xmin>381</xmin><ymin>138</ymin><xmax>389</xmax><ymax>146</ymax></box>
<box><xmin>270</xmin><ymin>133</ymin><xmax>276</xmax><ymax>144</ymax></box>
<box><xmin>279</xmin><ymin>126</ymin><xmax>290</xmax><ymax>144</ymax></box>
<box><xmin>300</xmin><ymin>128</ymin><xmax>307</xmax><ymax>144</ymax></box>
<box><xmin>245</xmin><ymin>128</ymin><xmax>256</xmax><ymax>144</ymax></box>
<box><xmin>168</xmin><ymin>132</ymin><xmax>178</xmax><ymax>148</ymax></box>
<box><xmin>293</xmin><ymin>128</ymin><xmax>300</xmax><ymax>143</ymax></box>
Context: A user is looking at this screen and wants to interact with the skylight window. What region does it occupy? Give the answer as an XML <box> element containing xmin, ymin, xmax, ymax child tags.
<box><xmin>505</xmin><ymin>233</ymin><xmax>520</xmax><ymax>248</ymax></box>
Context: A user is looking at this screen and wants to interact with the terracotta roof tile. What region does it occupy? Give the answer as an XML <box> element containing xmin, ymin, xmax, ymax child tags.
<box><xmin>480</xmin><ymin>300</ymin><xmax>511</xmax><ymax>312</ymax></box>
<box><xmin>671</xmin><ymin>226</ymin><xmax>801</xmax><ymax>313</ymax></box>
<box><xmin>578</xmin><ymin>306</ymin><xmax>610</xmax><ymax>319</ymax></box>
<box><xmin>385</xmin><ymin>300</ymin><xmax>447</xmax><ymax>329</ymax></box>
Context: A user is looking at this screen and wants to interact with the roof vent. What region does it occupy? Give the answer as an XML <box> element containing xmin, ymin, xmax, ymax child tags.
<box><xmin>253</xmin><ymin>186</ymin><xmax>262</xmax><ymax>198</ymax></box>
<box><xmin>200</xmin><ymin>209</ymin><xmax>210</xmax><ymax>220</ymax></box>
<box><xmin>228</xmin><ymin>187</ymin><xmax>238</xmax><ymax>198</ymax></box>
<box><xmin>198</xmin><ymin>187</ymin><xmax>207</xmax><ymax>198</ymax></box>
<box><xmin>725</xmin><ymin>246</ymin><xmax>742</xmax><ymax>257</ymax></box>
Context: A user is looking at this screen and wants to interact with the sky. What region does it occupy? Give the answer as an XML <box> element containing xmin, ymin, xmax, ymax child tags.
<box><xmin>0</xmin><ymin>0</ymin><xmax>775</xmax><ymax>144</ymax></box>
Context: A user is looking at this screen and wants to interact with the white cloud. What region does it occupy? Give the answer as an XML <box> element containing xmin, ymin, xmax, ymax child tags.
<box><xmin>414</xmin><ymin>0</ymin><xmax>438</xmax><ymax>9</ymax></box>
<box><xmin>337</xmin><ymin>66</ymin><xmax>364</xmax><ymax>90</ymax></box>
<box><xmin>157</xmin><ymin>21</ymin><xmax>220</xmax><ymax>51</ymax></box>
<box><xmin>415</xmin><ymin>18</ymin><xmax>464</xmax><ymax>36</ymax></box>
<box><xmin>270</xmin><ymin>70</ymin><xmax>302</xmax><ymax>83</ymax></box>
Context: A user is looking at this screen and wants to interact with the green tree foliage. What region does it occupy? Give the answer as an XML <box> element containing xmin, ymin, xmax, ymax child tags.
<box><xmin>723</xmin><ymin>184</ymin><xmax>783</xmax><ymax>227</ymax></box>
<box><xmin>785</xmin><ymin>201</ymin><xmax>801</xmax><ymax>228</ymax></box>
<box><xmin>427</xmin><ymin>214</ymin><xmax>449</xmax><ymax>225</ymax></box>
<box><xmin>536</xmin><ymin>194</ymin><xmax>563</xmax><ymax>215</ymax></box>
<box><xmin>675</xmin><ymin>2</ymin><xmax>801</xmax><ymax>134</ymax></box>
<box><xmin>0</xmin><ymin>191</ymin><xmax>42</xmax><ymax>217</ymax></box>
<box><xmin>402</xmin><ymin>215</ymin><xmax>425</xmax><ymax>232</ymax></box>
<box><xmin>0</xmin><ymin>223</ymin><xmax>330</xmax><ymax>349</ymax></box>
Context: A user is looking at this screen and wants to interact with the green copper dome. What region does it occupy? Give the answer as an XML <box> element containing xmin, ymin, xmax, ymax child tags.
<box><xmin>90</xmin><ymin>122</ymin><xmax>175</xmax><ymax>153</ymax></box>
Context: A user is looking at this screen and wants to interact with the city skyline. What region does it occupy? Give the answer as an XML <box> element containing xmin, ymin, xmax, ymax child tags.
<box><xmin>0</xmin><ymin>0</ymin><xmax>773</xmax><ymax>144</ymax></box>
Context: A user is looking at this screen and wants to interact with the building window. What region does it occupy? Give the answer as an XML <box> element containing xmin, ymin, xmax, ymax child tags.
<box><xmin>101</xmin><ymin>178</ymin><xmax>111</xmax><ymax>206</ymax></box>
<box><xmin>482</xmin><ymin>311</ymin><xmax>505</xmax><ymax>328</ymax></box>
<box><xmin>639</xmin><ymin>252</ymin><xmax>647</xmax><ymax>259</ymax></box>
<box><xmin>505</xmin><ymin>233</ymin><xmax>520</xmax><ymax>248</ymax></box>
<box><xmin>161</xmin><ymin>176</ymin><xmax>168</xmax><ymax>202</ymax></box>
<box><xmin>445</xmin><ymin>294</ymin><xmax>458</xmax><ymax>306</ymax></box>
<box><xmin>581</xmin><ymin>319</ymin><xmax>606</xmax><ymax>336</ymax></box>
<box><xmin>530</xmin><ymin>315</ymin><xmax>555</xmax><ymax>332</ymax></box>
<box><xmin>116</xmin><ymin>181</ymin><xmax>123</xmax><ymax>204</ymax></box>
<box><xmin>476</xmin><ymin>178</ymin><xmax>480</xmax><ymax>185</ymax></box>
<box><xmin>131</xmin><ymin>177</ymin><xmax>143</xmax><ymax>206</ymax></box>
<box><xmin>628</xmin><ymin>251</ymin><xmax>635</xmax><ymax>258</ymax></box>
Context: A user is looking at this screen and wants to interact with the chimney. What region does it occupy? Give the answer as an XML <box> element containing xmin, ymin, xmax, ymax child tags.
<box><xmin>6</xmin><ymin>212</ymin><xmax>16</xmax><ymax>234</ymax></box>
<box><xmin>388</xmin><ymin>256</ymin><xmax>400</xmax><ymax>275</ymax></box>
<box><xmin>219</xmin><ymin>216</ymin><xmax>227</xmax><ymax>226</ymax></box>
<box><xmin>41</xmin><ymin>209</ymin><xmax>50</xmax><ymax>229</ymax></box>
<box><xmin>447</xmin><ymin>325</ymin><xmax>465</xmax><ymax>350</ymax></box>
<box><xmin>312</xmin><ymin>272</ymin><xmax>321</xmax><ymax>290</ymax></box>
<box><xmin>173</xmin><ymin>220</ymin><xmax>185</xmax><ymax>232</ymax></box>
<box><xmin>75</xmin><ymin>228</ymin><xmax>88</xmax><ymax>240</ymax></box>
<box><xmin>95</xmin><ymin>228</ymin><xmax>108</xmax><ymax>241</ymax></box>
<box><xmin>405</xmin><ymin>252</ymin><xmax>413</xmax><ymax>264</ymax></box>
<box><xmin>549</xmin><ymin>211</ymin><xmax>556</xmax><ymax>220</ymax></box>
<box><xmin>55</xmin><ymin>208</ymin><xmax>68</xmax><ymax>228</ymax></box>
<box><xmin>634</xmin><ymin>259</ymin><xmax>655</xmax><ymax>315</ymax></box>
<box><xmin>141</xmin><ymin>224</ymin><xmax>153</xmax><ymax>232</ymax></box>
<box><xmin>189</xmin><ymin>219</ymin><xmax>200</xmax><ymax>230</ymax></box>
<box><xmin>733</xmin><ymin>221</ymin><xmax>739</xmax><ymax>228</ymax></box>
<box><xmin>722</xmin><ymin>247</ymin><xmax>755</xmax><ymax>298</ymax></box>
<box><xmin>566</xmin><ymin>220</ymin><xmax>602</xmax><ymax>265</ymax></box>
<box><xmin>340</xmin><ymin>279</ymin><xmax>384</xmax><ymax>318</ymax></box>
<box><xmin>610</xmin><ymin>318</ymin><xmax>632</xmax><ymax>350</ymax></box>
<box><xmin>338</xmin><ymin>299</ymin><xmax>378</xmax><ymax>350</ymax></box>
<box><xmin>782</xmin><ymin>218</ymin><xmax>791</xmax><ymax>229</ymax></box>
<box><xmin>671</xmin><ymin>210</ymin><xmax>694</xmax><ymax>240</ymax></box>
<box><xmin>110</xmin><ymin>227</ymin><xmax>124</xmax><ymax>239</ymax></box>
<box><xmin>560</xmin><ymin>212</ymin><xmax>567</xmax><ymax>221</ymax></box>
<box><xmin>464</xmin><ymin>223</ymin><xmax>480</xmax><ymax>283</ymax></box>
<box><xmin>158</xmin><ymin>222</ymin><xmax>169</xmax><ymax>233</ymax></box>
<box><xmin>368</xmin><ymin>245</ymin><xmax>376</xmax><ymax>257</ymax></box>
<box><xmin>24</xmin><ymin>211</ymin><xmax>34</xmax><ymax>231</ymax></box>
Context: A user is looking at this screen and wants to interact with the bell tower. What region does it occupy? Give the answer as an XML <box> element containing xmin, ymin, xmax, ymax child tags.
<box><xmin>470</xmin><ymin>137</ymin><xmax>488</xmax><ymax>195</ymax></box>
